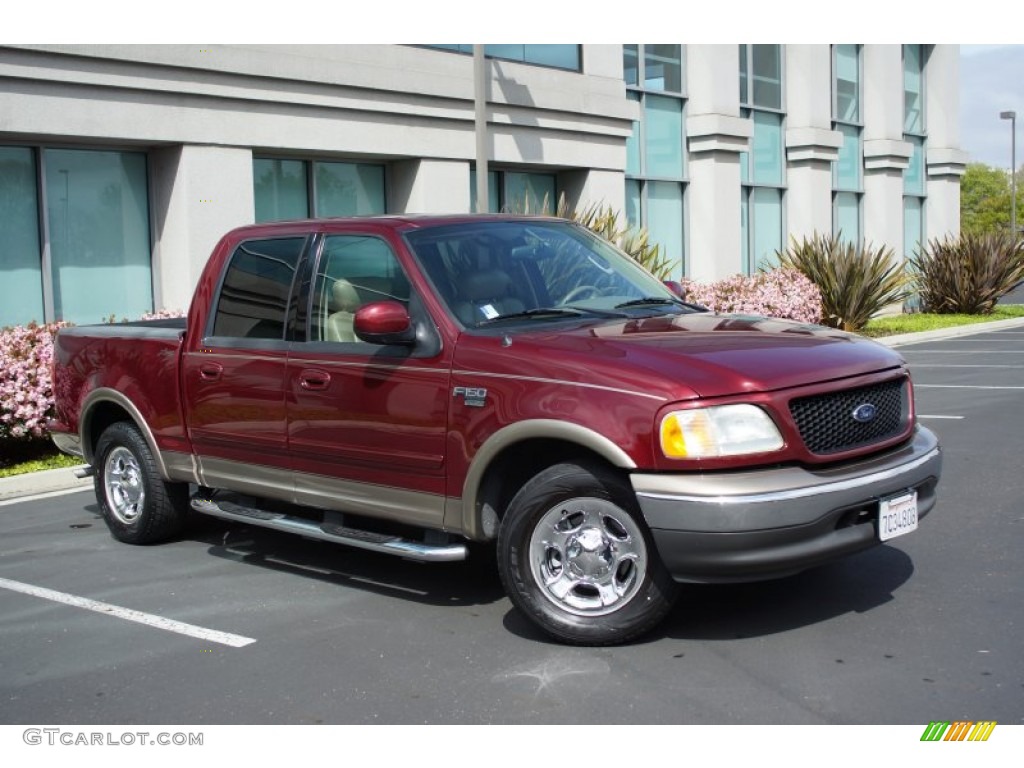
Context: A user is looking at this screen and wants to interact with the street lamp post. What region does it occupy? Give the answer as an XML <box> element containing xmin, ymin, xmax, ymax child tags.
<box><xmin>1000</xmin><ymin>110</ymin><xmax>1017</xmax><ymax>239</ymax></box>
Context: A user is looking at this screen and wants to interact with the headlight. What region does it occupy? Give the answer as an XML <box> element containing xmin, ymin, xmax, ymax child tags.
<box><xmin>660</xmin><ymin>404</ymin><xmax>783</xmax><ymax>459</ymax></box>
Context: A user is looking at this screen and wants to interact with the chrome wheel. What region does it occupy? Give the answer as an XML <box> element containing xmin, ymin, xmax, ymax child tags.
<box><xmin>104</xmin><ymin>446</ymin><xmax>146</xmax><ymax>525</ymax></box>
<box><xmin>528</xmin><ymin>497</ymin><xmax>647</xmax><ymax>617</ymax></box>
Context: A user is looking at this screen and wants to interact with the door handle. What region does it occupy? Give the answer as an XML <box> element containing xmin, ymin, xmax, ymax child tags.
<box><xmin>198</xmin><ymin>363</ymin><xmax>223</xmax><ymax>381</ymax></box>
<box><xmin>299</xmin><ymin>369</ymin><xmax>331</xmax><ymax>391</ymax></box>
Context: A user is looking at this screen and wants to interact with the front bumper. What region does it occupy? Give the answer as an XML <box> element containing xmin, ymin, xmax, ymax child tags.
<box><xmin>631</xmin><ymin>426</ymin><xmax>941</xmax><ymax>583</ymax></box>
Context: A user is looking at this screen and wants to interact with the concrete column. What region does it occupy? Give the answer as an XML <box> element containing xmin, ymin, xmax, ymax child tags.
<box><xmin>686</xmin><ymin>45</ymin><xmax>750</xmax><ymax>280</ymax></box>
<box><xmin>785</xmin><ymin>45</ymin><xmax>843</xmax><ymax>241</ymax></box>
<box><xmin>924</xmin><ymin>45</ymin><xmax>968</xmax><ymax>240</ymax></box>
<box><xmin>389</xmin><ymin>159</ymin><xmax>471</xmax><ymax>213</ymax></box>
<box><xmin>558</xmin><ymin>168</ymin><xmax>625</xmax><ymax>215</ymax></box>
<box><xmin>149</xmin><ymin>145</ymin><xmax>255</xmax><ymax>312</ymax></box>
<box><xmin>862</xmin><ymin>45</ymin><xmax>910</xmax><ymax>252</ymax></box>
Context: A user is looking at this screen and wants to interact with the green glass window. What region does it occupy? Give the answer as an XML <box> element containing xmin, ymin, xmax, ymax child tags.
<box><xmin>646</xmin><ymin>182</ymin><xmax>684</xmax><ymax>267</ymax></box>
<box><xmin>316</xmin><ymin>162</ymin><xmax>385</xmax><ymax>217</ymax></box>
<box><xmin>904</xmin><ymin>136</ymin><xmax>925</xmax><ymax>195</ymax></box>
<box><xmin>835</xmin><ymin>191</ymin><xmax>860</xmax><ymax>245</ymax></box>
<box><xmin>625</xmin><ymin>180</ymin><xmax>641</xmax><ymax>230</ymax></box>
<box><xmin>751</xmin><ymin>111</ymin><xmax>784</xmax><ymax>186</ymax></box>
<box><xmin>45</xmin><ymin>149</ymin><xmax>153</xmax><ymax>324</ymax></box>
<box><xmin>504</xmin><ymin>172</ymin><xmax>556</xmax><ymax>214</ymax></box>
<box><xmin>751</xmin><ymin>45</ymin><xmax>782</xmax><ymax>110</ymax></box>
<box><xmin>471</xmin><ymin>170</ymin><xmax>555</xmax><ymax>214</ymax></box>
<box><xmin>644</xmin><ymin>45</ymin><xmax>682</xmax><ymax>92</ymax></box>
<box><xmin>904</xmin><ymin>45</ymin><xmax>924</xmax><ymax>134</ymax></box>
<box><xmin>644</xmin><ymin>94</ymin><xmax>684</xmax><ymax>178</ymax></box>
<box><xmin>904</xmin><ymin>197</ymin><xmax>924</xmax><ymax>259</ymax></box>
<box><xmin>0</xmin><ymin>147</ymin><xmax>44</xmax><ymax>327</ymax></box>
<box><xmin>834</xmin><ymin>45</ymin><xmax>860</xmax><ymax>123</ymax></box>
<box><xmin>834</xmin><ymin>124</ymin><xmax>862</xmax><ymax>191</ymax></box>
<box><xmin>751</xmin><ymin>187</ymin><xmax>783</xmax><ymax>271</ymax></box>
<box><xmin>254</xmin><ymin>159</ymin><xmax>308</xmax><ymax>222</ymax></box>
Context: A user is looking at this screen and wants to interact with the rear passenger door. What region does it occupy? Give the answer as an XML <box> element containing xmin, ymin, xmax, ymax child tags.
<box><xmin>182</xmin><ymin>236</ymin><xmax>308</xmax><ymax>489</ymax></box>
<box><xmin>287</xmin><ymin>233</ymin><xmax>451</xmax><ymax>528</ymax></box>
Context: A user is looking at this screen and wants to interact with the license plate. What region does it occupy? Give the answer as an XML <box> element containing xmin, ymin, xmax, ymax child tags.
<box><xmin>878</xmin><ymin>491</ymin><xmax>918</xmax><ymax>542</ymax></box>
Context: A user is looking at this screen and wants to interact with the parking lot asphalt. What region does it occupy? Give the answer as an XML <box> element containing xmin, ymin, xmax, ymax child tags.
<box><xmin>1</xmin><ymin>320</ymin><xmax>1023</xmax><ymax>728</ymax></box>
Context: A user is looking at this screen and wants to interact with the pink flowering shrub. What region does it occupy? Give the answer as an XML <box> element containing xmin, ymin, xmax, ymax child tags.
<box><xmin>681</xmin><ymin>269</ymin><xmax>823</xmax><ymax>325</ymax></box>
<box><xmin>0</xmin><ymin>321</ymin><xmax>68</xmax><ymax>442</ymax></box>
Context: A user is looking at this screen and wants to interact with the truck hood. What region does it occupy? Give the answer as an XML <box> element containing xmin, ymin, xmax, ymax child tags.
<box><xmin>474</xmin><ymin>313</ymin><xmax>907</xmax><ymax>401</ymax></box>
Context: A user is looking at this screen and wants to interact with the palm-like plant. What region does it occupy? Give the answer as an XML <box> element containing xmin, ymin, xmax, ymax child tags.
<box><xmin>775</xmin><ymin>233</ymin><xmax>909</xmax><ymax>332</ymax></box>
<box><xmin>909</xmin><ymin>232</ymin><xmax>1024</xmax><ymax>314</ymax></box>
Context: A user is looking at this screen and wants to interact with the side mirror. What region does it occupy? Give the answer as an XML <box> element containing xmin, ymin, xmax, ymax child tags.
<box><xmin>663</xmin><ymin>280</ymin><xmax>685</xmax><ymax>298</ymax></box>
<box><xmin>354</xmin><ymin>301</ymin><xmax>416</xmax><ymax>346</ymax></box>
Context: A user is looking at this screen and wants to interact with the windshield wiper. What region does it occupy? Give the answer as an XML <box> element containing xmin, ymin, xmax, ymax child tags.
<box><xmin>614</xmin><ymin>297</ymin><xmax>708</xmax><ymax>312</ymax></box>
<box><xmin>477</xmin><ymin>306</ymin><xmax>625</xmax><ymax>326</ymax></box>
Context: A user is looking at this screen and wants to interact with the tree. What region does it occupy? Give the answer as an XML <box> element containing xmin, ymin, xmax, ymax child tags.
<box><xmin>960</xmin><ymin>162</ymin><xmax>1021</xmax><ymax>235</ymax></box>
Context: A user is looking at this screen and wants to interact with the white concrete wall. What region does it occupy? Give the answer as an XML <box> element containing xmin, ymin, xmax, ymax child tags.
<box><xmin>925</xmin><ymin>45</ymin><xmax>968</xmax><ymax>240</ymax></box>
<box><xmin>785</xmin><ymin>45</ymin><xmax>843</xmax><ymax>242</ymax></box>
<box><xmin>862</xmin><ymin>45</ymin><xmax>911</xmax><ymax>253</ymax></box>
<box><xmin>149</xmin><ymin>145</ymin><xmax>255</xmax><ymax>312</ymax></box>
<box><xmin>686</xmin><ymin>45</ymin><xmax>749</xmax><ymax>281</ymax></box>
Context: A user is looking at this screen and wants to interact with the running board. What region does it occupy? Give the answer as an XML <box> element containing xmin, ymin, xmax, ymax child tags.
<box><xmin>190</xmin><ymin>496</ymin><xmax>467</xmax><ymax>563</ymax></box>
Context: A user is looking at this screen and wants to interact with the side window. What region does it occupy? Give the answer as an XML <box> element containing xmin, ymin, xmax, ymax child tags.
<box><xmin>210</xmin><ymin>237</ymin><xmax>305</xmax><ymax>339</ymax></box>
<box><xmin>311</xmin><ymin>235</ymin><xmax>411</xmax><ymax>343</ymax></box>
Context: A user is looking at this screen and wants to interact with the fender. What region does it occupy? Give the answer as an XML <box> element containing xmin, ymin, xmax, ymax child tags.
<box><xmin>452</xmin><ymin>419</ymin><xmax>638</xmax><ymax>540</ymax></box>
<box><xmin>80</xmin><ymin>388</ymin><xmax>171</xmax><ymax>480</ymax></box>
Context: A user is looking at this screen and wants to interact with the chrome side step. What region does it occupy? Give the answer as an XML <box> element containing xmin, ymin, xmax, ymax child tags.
<box><xmin>190</xmin><ymin>496</ymin><xmax>467</xmax><ymax>563</ymax></box>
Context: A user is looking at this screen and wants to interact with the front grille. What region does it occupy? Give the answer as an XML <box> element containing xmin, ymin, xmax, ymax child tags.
<box><xmin>789</xmin><ymin>379</ymin><xmax>907</xmax><ymax>455</ymax></box>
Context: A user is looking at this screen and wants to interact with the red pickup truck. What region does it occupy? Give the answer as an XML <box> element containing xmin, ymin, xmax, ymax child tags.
<box><xmin>51</xmin><ymin>215</ymin><xmax>941</xmax><ymax>645</ymax></box>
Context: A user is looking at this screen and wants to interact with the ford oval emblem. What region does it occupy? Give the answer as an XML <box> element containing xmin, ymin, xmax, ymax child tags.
<box><xmin>852</xmin><ymin>403</ymin><xmax>877</xmax><ymax>423</ymax></box>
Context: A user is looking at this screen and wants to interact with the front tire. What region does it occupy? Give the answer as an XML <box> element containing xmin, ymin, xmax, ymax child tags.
<box><xmin>497</xmin><ymin>461</ymin><xmax>678</xmax><ymax>645</ymax></box>
<box><xmin>93</xmin><ymin>422</ymin><xmax>188</xmax><ymax>544</ymax></box>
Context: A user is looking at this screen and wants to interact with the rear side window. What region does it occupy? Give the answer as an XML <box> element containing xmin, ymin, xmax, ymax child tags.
<box><xmin>210</xmin><ymin>237</ymin><xmax>306</xmax><ymax>339</ymax></box>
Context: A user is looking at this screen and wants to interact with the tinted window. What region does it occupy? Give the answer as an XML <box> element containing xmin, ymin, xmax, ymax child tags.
<box><xmin>211</xmin><ymin>237</ymin><xmax>305</xmax><ymax>339</ymax></box>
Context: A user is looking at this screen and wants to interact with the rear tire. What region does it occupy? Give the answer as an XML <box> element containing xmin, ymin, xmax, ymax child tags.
<box><xmin>497</xmin><ymin>461</ymin><xmax>678</xmax><ymax>645</ymax></box>
<box><xmin>93</xmin><ymin>422</ymin><xmax>188</xmax><ymax>544</ymax></box>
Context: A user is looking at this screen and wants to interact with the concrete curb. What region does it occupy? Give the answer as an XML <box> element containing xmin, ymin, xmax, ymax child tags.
<box><xmin>0</xmin><ymin>464</ymin><xmax>92</xmax><ymax>502</ymax></box>
<box><xmin>3</xmin><ymin>315</ymin><xmax>1023</xmax><ymax>504</ymax></box>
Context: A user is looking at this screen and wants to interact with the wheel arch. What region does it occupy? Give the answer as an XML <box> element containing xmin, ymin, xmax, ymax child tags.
<box><xmin>457</xmin><ymin>420</ymin><xmax>637</xmax><ymax>541</ymax></box>
<box><xmin>80</xmin><ymin>389</ymin><xmax>170</xmax><ymax>480</ymax></box>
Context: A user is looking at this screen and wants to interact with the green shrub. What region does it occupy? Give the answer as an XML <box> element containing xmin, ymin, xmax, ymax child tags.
<box><xmin>909</xmin><ymin>232</ymin><xmax>1024</xmax><ymax>314</ymax></box>
<box><xmin>775</xmin><ymin>233</ymin><xmax>909</xmax><ymax>332</ymax></box>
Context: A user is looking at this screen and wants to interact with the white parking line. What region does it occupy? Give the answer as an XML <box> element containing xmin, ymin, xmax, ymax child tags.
<box><xmin>909</xmin><ymin>364</ymin><xmax>1024</xmax><ymax>368</ymax></box>
<box><xmin>0</xmin><ymin>577</ymin><xmax>256</xmax><ymax>648</ymax></box>
<box><xmin>915</xmin><ymin>385</ymin><xmax>1024</xmax><ymax>390</ymax></box>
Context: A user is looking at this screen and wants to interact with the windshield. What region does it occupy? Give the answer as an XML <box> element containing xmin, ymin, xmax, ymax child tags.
<box><xmin>404</xmin><ymin>219</ymin><xmax>690</xmax><ymax>328</ymax></box>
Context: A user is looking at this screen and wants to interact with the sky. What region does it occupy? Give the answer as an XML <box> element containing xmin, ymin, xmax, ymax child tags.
<box><xmin>960</xmin><ymin>45</ymin><xmax>1024</xmax><ymax>168</ymax></box>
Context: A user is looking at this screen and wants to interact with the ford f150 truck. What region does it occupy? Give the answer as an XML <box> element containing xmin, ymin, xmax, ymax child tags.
<box><xmin>50</xmin><ymin>215</ymin><xmax>941</xmax><ymax>645</ymax></box>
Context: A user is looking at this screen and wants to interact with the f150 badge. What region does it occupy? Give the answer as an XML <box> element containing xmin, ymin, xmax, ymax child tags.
<box><xmin>453</xmin><ymin>386</ymin><xmax>488</xmax><ymax>407</ymax></box>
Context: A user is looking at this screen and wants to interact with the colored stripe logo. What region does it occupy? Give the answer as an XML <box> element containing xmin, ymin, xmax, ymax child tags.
<box><xmin>920</xmin><ymin>721</ymin><xmax>997</xmax><ymax>742</ymax></box>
